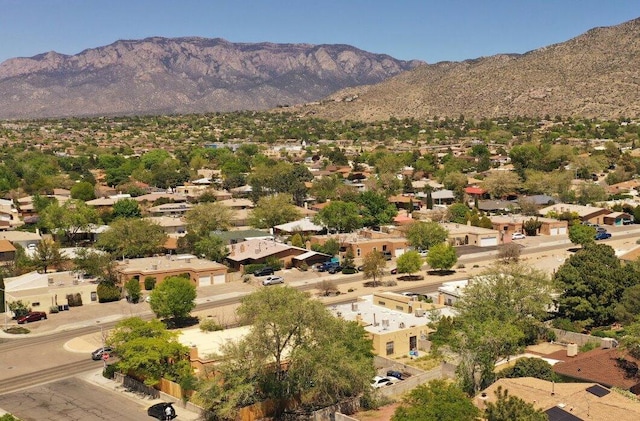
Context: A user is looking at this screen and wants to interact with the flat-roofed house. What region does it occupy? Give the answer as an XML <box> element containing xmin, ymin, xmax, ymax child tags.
<box><xmin>225</xmin><ymin>238</ymin><xmax>309</xmax><ymax>271</ymax></box>
<box><xmin>117</xmin><ymin>255</ymin><xmax>228</xmax><ymax>288</ymax></box>
<box><xmin>441</xmin><ymin>222</ymin><xmax>501</xmax><ymax>247</ymax></box>
<box><xmin>539</xmin><ymin>204</ymin><xmax>611</xmax><ymax>225</ymax></box>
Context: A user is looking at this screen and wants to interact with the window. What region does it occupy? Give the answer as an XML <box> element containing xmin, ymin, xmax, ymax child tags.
<box><xmin>377</xmin><ymin>301</ymin><xmax>386</xmax><ymax>306</ymax></box>
<box><xmin>386</xmin><ymin>341</ymin><xmax>394</xmax><ymax>356</ymax></box>
<box><xmin>396</xmin><ymin>306</ymin><xmax>403</xmax><ymax>311</ymax></box>
<box><xmin>91</xmin><ymin>292</ymin><xmax>97</xmax><ymax>302</ymax></box>
<box><xmin>356</xmin><ymin>248</ymin><xmax>361</xmax><ymax>257</ymax></box>
<box><xmin>32</xmin><ymin>302</ymin><xmax>40</xmax><ymax>307</ymax></box>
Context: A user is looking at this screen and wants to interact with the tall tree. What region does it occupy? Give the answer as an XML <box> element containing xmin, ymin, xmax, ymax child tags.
<box><xmin>184</xmin><ymin>202</ymin><xmax>233</xmax><ymax>237</ymax></box>
<box><xmin>149</xmin><ymin>276</ymin><xmax>197</xmax><ymax>322</ymax></box>
<box><xmin>358</xmin><ymin>191</ymin><xmax>398</xmax><ymax>227</ymax></box>
<box><xmin>248</xmin><ymin>194</ymin><xmax>301</xmax><ymax>230</ymax></box>
<box><xmin>70</xmin><ymin>181</ymin><xmax>96</xmax><ymax>201</ymax></box>
<box><xmin>554</xmin><ymin>244</ymin><xmax>639</xmax><ymax>328</ymax></box>
<box><xmin>568</xmin><ymin>224</ymin><xmax>596</xmax><ymax>247</ymax></box>
<box><xmin>361</xmin><ymin>250</ymin><xmax>387</xmax><ymax>287</ymax></box>
<box><xmin>405</xmin><ymin>221</ymin><xmax>448</xmax><ymax>251</ymax></box>
<box><xmin>482</xmin><ymin>171</ymin><xmax>522</xmax><ymax>199</ymax></box>
<box><xmin>108</xmin><ymin>317</ymin><xmax>193</xmax><ymax>386</ymax></box>
<box><xmin>396</xmin><ymin>250</ymin><xmax>423</xmax><ymax>276</ymax></box>
<box><xmin>392</xmin><ymin>379</ymin><xmax>479</xmax><ymax>421</ymax></box>
<box><xmin>197</xmin><ymin>287</ymin><xmax>374</xmax><ymax>419</ymax></box>
<box><xmin>111</xmin><ymin>198</ymin><xmax>142</xmax><ymax>219</ymax></box>
<box><xmin>97</xmin><ymin>218</ymin><xmax>167</xmax><ymax>258</ymax></box>
<box><xmin>425</xmin><ymin>243</ymin><xmax>457</xmax><ymax>272</ymax></box>
<box><xmin>314</xmin><ymin>201</ymin><xmax>362</xmax><ymax>233</ymax></box>
<box><xmin>484</xmin><ymin>386</ymin><xmax>547</xmax><ymax>421</ymax></box>
<box><xmin>31</xmin><ymin>239</ymin><xmax>65</xmax><ymax>273</ymax></box>
<box><xmin>39</xmin><ymin>199</ymin><xmax>101</xmax><ymax>245</ymax></box>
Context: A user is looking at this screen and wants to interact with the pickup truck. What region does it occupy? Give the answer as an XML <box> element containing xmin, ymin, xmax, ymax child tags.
<box><xmin>317</xmin><ymin>261</ymin><xmax>340</xmax><ymax>272</ymax></box>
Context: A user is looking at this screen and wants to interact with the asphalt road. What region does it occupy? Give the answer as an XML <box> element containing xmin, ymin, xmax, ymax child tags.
<box><xmin>0</xmin><ymin>377</ymin><xmax>152</xmax><ymax>421</ymax></box>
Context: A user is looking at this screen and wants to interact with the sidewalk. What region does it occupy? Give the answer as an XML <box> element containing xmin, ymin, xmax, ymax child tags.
<box><xmin>81</xmin><ymin>369</ymin><xmax>203</xmax><ymax>420</ymax></box>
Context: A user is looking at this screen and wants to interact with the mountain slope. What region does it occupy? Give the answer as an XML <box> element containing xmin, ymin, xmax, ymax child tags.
<box><xmin>0</xmin><ymin>37</ymin><xmax>421</xmax><ymax>119</ymax></box>
<box><xmin>299</xmin><ymin>17</ymin><xmax>640</xmax><ymax>121</ymax></box>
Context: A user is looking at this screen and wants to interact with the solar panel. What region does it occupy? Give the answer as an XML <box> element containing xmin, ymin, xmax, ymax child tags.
<box><xmin>545</xmin><ymin>406</ymin><xmax>583</xmax><ymax>421</ymax></box>
<box><xmin>586</xmin><ymin>384</ymin><xmax>611</xmax><ymax>397</ymax></box>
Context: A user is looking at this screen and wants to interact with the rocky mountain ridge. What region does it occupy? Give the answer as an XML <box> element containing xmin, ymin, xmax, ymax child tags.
<box><xmin>297</xmin><ymin>17</ymin><xmax>640</xmax><ymax>121</ymax></box>
<box><xmin>0</xmin><ymin>37</ymin><xmax>422</xmax><ymax>119</ymax></box>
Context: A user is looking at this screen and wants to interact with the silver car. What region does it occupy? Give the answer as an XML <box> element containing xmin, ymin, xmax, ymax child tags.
<box><xmin>262</xmin><ymin>276</ymin><xmax>284</xmax><ymax>286</ymax></box>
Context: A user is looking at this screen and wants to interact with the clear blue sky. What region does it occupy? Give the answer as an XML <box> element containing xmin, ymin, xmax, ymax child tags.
<box><xmin>1</xmin><ymin>0</ymin><xmax>638</xmax><ymax>64</ymax></box>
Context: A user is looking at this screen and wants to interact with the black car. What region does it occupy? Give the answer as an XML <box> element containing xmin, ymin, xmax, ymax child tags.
<box><xmin>91</xmin><ymin>346</ymin><xmax>114</xmax><ymax>361</ymax></box>
<box><xmin>147</xmin><ymin>402</ymin><xmax>176</xmax><ymax>420</ymax></box>
<box><xmin>327</xmin><ymin>265</ymin><xmax>343</xmax><ymax>274</ymax></box>
<box><xmin>253</xmin><ymin>266</ymin><xmax>274</xmax><ymax>276</ymax></box>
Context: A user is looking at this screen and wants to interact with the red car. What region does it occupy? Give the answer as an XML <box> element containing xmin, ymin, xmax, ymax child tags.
<box><xmin>17</xmin><ymin>311</ymin><xmax>47</xmax><ymax>324</ymax></box>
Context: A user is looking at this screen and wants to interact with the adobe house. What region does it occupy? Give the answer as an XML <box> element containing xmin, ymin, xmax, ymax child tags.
<box><xmin>539</xmin><ymin>204</ymin><xmax>611</xmax><ymax>225</ymax></box>
<box><xmin>117</xmin><ymin>254</ymin><xmax>228</xmax><ymax>287</ymax></box>
<box><xmin>490</xmin><ymin>215</ymin><xmax>568</xmax><ymax>241</ymax></box>
<box><xmin>328</xmin><ymin>292</ymin><xmax>455</xmax><ymax>358</ymax></box>
<box><xmin>224</xmin><ymin>238</ymin><xmax>310</xmax><ymax>271</ymax></box>
<box><xmin>0</xmin><ymin>239</ymin><xmax>16</xmax><ymax>264</ymax></box>
<box><xmin>310</xmin><ymin>230</ymin><xmax>409</xmax><ymax>260</ymax></box>
<box><xmin>441</xmin><ymin>222</ymin><xmax>501</xmax><ymax>247</ymax></box>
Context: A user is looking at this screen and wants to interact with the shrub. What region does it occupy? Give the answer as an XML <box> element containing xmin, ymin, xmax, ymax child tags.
<box><xmin>144</xmin><ymin>276</ymin><xmax>156</xmax><ymax>291</ymax></box>
<box><xmin>265</xmin><ymin>256</ymin><xmax>283</xmax><ymax>270</ymax></box>
<box><xmin>97</xmin><ymin>282</ymin><xmax>121</xmax><ymax>303</ymax></box>
<box><xmin>580</xmin><ymin>342</ymin><xmax>599</xmax><ymax>353</ymax></box>
<box><xmin>49</xmin><ymin>306</ymin><xmax>59</xmax><ymax>314</ymax></box>
<box><xmin>298</xmin><ymin>262</ymin><xmax>309</xmax><ymax>271</ymax></box>
<box><xmin>342</xmin><ymin>267</ymin><xmax>358</xmax><ymax>274</ymax></box>
<box><xmin>103</xmin><ymin>364</ymin><xmax>118</xmax><ymax>379</ymax></box>
<box><xmin>457</xmin><ymin>263</ymin><xmax>465</xmax><ymax>269</ymax></box>
<box><xmin>244</xmin><ymin>263</ymin><xmax>268</xmax><ymax>275</ymax></box>
<box><xmin>4</xmin><ymin>326</ymin><xmax>30</xmax><ymax>334</ymax></box>
<box><xmin>552</xmin><ymin>317</ymin><xmax>580</xmax><ymax>332</ymax></box>
<box><xmin>200</xmin><ymin>318</ymin><xmax>223</xmax><ymax>332</ymax></box>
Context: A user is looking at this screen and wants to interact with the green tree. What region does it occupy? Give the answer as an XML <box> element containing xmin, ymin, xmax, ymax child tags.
<box><xmin>39</xmin><ymin>199</ymin><xmax>101</xmax><ymax>245</ymax></box>
<box><xmin>108</xmin><ymin>317</ymin><xmax>193</xmax><ymax>386</ymax></box>
<box><xmin>192</xmin><ymin>235</ymin><xmax>229</xmax><ymax>262</ymax></box>
<box><xmin>396</xmin><ymin>250</ymin><xmax>423</xmax><ymax>275</ymax></box>
<box><xmin>358</xmin><ymin>191</ymin><xmax>398</xmax><ymax>227</ymax></box>
<box><xmin>482</xmin><ymin>171</ymin><xmax>522</xmax><ymax>199</ymax></box>
<box><xmin>73</xmin><ymin>248</ymin><xmax>118</xmax><ymax>282</ymax></box>
<box><xmin>290</xmin><ymin>232</ymin><xmax>304</xmax><ymax>248</ymax></box>
<box><xmin>614</xmin><ymin>284</ymin><xmax>640</xmax><ymax>325</ymax></box>
<box><xmin>97</xmin><ymin>218</ymin><xmax>167</xmax><ymax>258</ymax></box>
<box><xmin>248</xmin><ymin>194</ymin><xmax>301</xmax><ymax>229</ymax></box>
<box><xmin>405</xmin><ymin>221</ymin><xmax>448</xmax><ymax>251</ymax></box>
<box><xmin>554</xmin><ymin>244</ymin><xmax>639</xmax><ymax>328</ymax></box>
<box><xmin>149</xmin><ymin>276</ymin><xmax>197</xmax><ymax>322</ymax></box>
<box><xmin>568</xmin><ymin>224</ymin><xmax>596</xmax><ymax>247</ymax></box>
<box><xmin>70</xmin><ymin>181</ymin><xmax>96</xmax><ymax>201</ymax></box>
<box><xmin>197</xmin><ymin>287</ymin><xmax>374</xmax><ymax>419</ymax></box>
<box><xmin>184</xmin><ymin>202</ymin><xmax>233</xmax><ymax>237</ymax></box>
<box><xmin>447</xmin><ymin>203</ymin><xmax>469</xmax><ymax>224</ymax></box>
<box><xmin>392</xmin><ymin>379</ymin><xmax>479</xmax><ymax>421</ymax></box>
<box><xmin>362</xmin><ymin>250</ymin><xmax>387</xmax><ymax>286</ymax></box>
<box><xmin>31</xmin><ymin>239</ymin><xmax>65</xmax><ymax>273</ymax></box>
<box><xmin>314</xmin><ymin>201</ymin><xmax>362</xmax><ymax>233</ymax></box>
<box><xmin>523</xmin><ymin>218</ymin><xmax>542</xmax><ymax>236</ymax></box>
<box><xmin>124</xmin><ymin>278</ymin><xmax>142</xmax><ymax>303</ymax></box>
<box><xmin>484</xmin><ymin>386</ymin><xmax>547</xmax><ymax>421</ymax></box>
<box><xmin>425</xmin><ymin>243</ymin><xmax>457</xmax><ymax>272</ymax></box>
<box><xmin>311</xmin><ymin>238</ymin><xmax>340</xmax><ymax>256</ymax></box>
<box><xmin>111</xmin><ymin>198</ymin><xmax>141</xmax><ymax>219</ymax></box>
<box><xmin>8</xmin><ymin>300</ymin><xmax>30</xmax><ymax>319</ymax></box>
<box><xmin>497</xmin><ymin>358</ymin><xmax>555</xmax><ymax>381</ymax></box>
<box><xmin>96</xmin><ymin>281</ymin><xmax>121</xmax><ymax>303</ymax></box>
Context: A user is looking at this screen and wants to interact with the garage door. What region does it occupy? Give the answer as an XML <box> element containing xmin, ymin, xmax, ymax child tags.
<box><xmin>550</xmin><ymin>228</ymin><xmax>558</xmax><ymax>235</ymax></box>
<box><xmin>213</xmin><ymin>274</ymin><xmax>226</xmax><ymax>285</ymax></box>
<box><xmin>558</xmin><ymin>227</ymin><xmax>567</xmax><ymax>235</ymax></box>
<box><xmin>198</xmin><ymin>275</ymin><xmax>211</xmax><ymax>287</ymax></box>
<box><xmin>480</xmin><ymin>237</ymin><xmax>498</xmax><ymax>247</ymax></box>
<box><xmin>395</xmin><ymin>248</ymin><xmax>405</xmax><ymax>258</ymax></box>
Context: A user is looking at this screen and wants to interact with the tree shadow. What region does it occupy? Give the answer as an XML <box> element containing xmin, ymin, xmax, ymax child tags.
<box><xmin>163</xmin><ymin>316</ymin><xmax>199</xmax><ymax>329</ymax></box>
<box><xmin>426</xmin><ymin>270</ymin><xmax>456</xmax><ymax>276</ymax></box>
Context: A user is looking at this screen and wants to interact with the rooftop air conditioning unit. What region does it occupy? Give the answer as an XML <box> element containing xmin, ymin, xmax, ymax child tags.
<box><xmin>399</xmin><ymin>322</ymin><xmax>406</xmax><ymax>328</ymax></box>
<box><xmin>381</xmin><ymin>319</ymin><xmax>390</xmax><ymax>328</ymax></box>
<box><xmin>151</xmin><ymin>264</ymin><xmax>158</xmax><ymax>270</ymax></box>
<box><xmin>414</xmin><ymin>309</ymin><xmax>425</xmax><ymax>317</ymax></box>
<box><xmin>351</xmin><ymin>303</ymin><xmax>359</xmax><ymax>312</ymax></box>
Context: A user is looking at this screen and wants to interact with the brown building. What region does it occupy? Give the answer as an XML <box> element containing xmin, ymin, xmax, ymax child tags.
<box><xmin>0</xmin><ymin>239</ymin><xmax>16</xmax><ymax>264</ymax></box>
<box><xmin>311</xmin><ymin>230</ymin><xmax>409</xmax><ymax>260</ymax></box>
<box><xmin>117</xmin><ymin>255</ymin><xmax>228</xmax><ymax>287</ymax></box>
<box><xmin>539</xmin><ymin>204</ymin><xmax>611</xmax><ymax>225</ymax></box>
<box><xmin>490</xmin><ymin>215</ymin><xmax>568</xmax><ymax>241</ymax></box>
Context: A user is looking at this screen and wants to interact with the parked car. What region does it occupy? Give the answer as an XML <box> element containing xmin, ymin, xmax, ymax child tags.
<box><xmin>386</xmin><ymin>370</ymin><xmax>404</xmax><ymax>380</ymax></box>
<box><xmin>262</xmin><ymin>275</ymin><xmax>284</xmax><ymax>286</ymax></box>
<box><xmin>370</xmin><ymin>376</ymin><xmax>399</xmax><ymax>388</ymax></box>
<box><xmin>390</xmin><ymin>267</ymin><xmax>398</xmax><ymax>275</ymax></box>
<box><xmin>147</xmin><ymin>402</ymin><xmax>176</xmax><ymax>420</ymax></box>
<box><xmin>253</xmin><ymin>266</ymin><xmax>275</xmax><ymax>276</ymax></box>
<box><xmin>595</xmin><ymin>226</ymin><xmax>607</xmax><ymax>233</ymax></box>
<box><xmin>511</xmin><ymin>232</ymin><xmax>526</xmax><ymax>240</ymax></box>
<box><xmin>382</xmin><ymin>251</ymin><xmax>393</xmax><ymax>261</ymax></box>
<box><xmin>595</xmin><ymin>232</ymin><xmax>612</xmax><ymax>240</ymax></box>
<box><xmin>91</xmin><ymin>346</ymin><xmax>114</xmax><ymax>361</ymax></box>
<box><xmin>327</xmin><ymin>265</ymin><xmax>344</xmax><ymax>274</ymax></box>
<box><xmin>317</xmin><ymin>261</ymin><xmax>340</xmax><ymax>272</ymax></box>
<box><xmin>16</xmin><ymin>311</ymin><xmax>47</xmax><ymax>324</ymax></box>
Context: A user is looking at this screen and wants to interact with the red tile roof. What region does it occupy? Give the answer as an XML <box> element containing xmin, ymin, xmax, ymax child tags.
<box><xmin>465</xmin><ymin>186</ymin><xmax>486</xmax><ymax>195</ymax></box>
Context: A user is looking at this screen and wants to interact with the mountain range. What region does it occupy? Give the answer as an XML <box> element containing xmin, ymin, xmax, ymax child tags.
<box><xmin>300</xmin><ymin>17</ymin><xmax>640</xmax><ymax>121</ymax></box>
<box><xmin>0</xmin><ymin>37</ymin><xmax>421</xmax><ymax>119</ymax></box>
<box><xmin>1</xmin><ymin>17</ymin><xmax>639</xmax><ymax>121</ymax></box>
